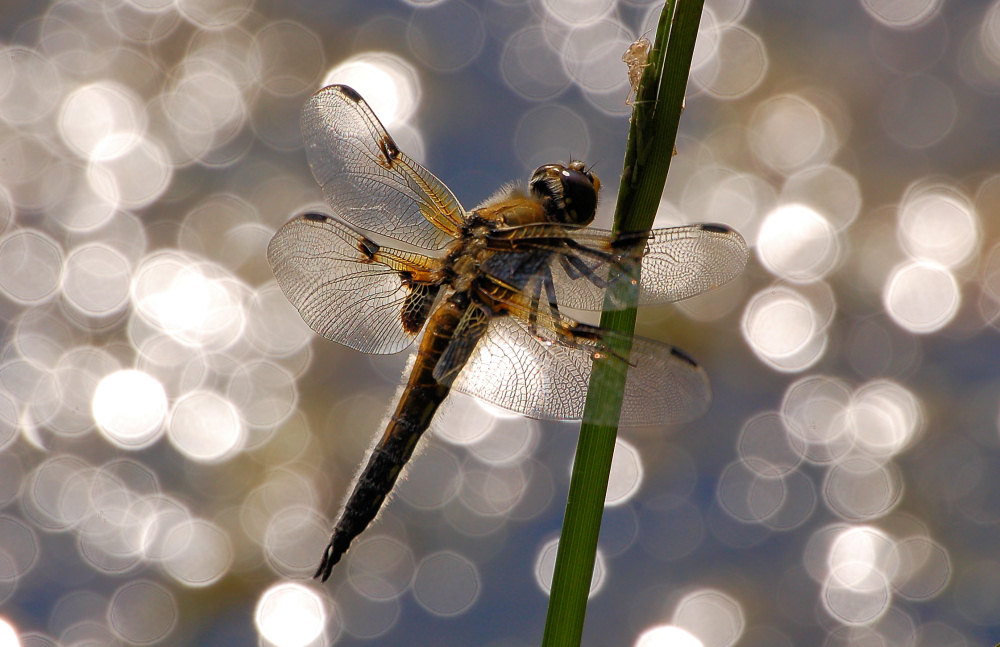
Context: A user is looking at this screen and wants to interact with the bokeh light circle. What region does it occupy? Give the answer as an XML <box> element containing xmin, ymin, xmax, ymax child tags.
<box><xmin>882</xmin><ymin>261</ymin><xmax>959</xmax><ymax>333</ymax></box>
<box><xmin>92</xmin><ymin>369</ymin><xmax>168</xmax><ymax>449</ymax></box>
<box><xmin>107</xmin><ymin>579</ymin><xmax>178</xmax><ymax>644</ymax></box>
<box><xmin>756</xmin><ymin>203</ymin><xmax>839</xmax><ymax>283</ymax></box>
<box><xmin>167</xmin><ymin>390</ymin><xmax>244</xmax><ymax>462</ymax></box>
<box><xmin>412</xmin><ymin>551</ymin><xmax>481</xmax><ymax>616</ymax></box>
<box><xmin>255</xmin><ymin>582</ymin><xmax>326</xmax><ymax>647</ymax></box>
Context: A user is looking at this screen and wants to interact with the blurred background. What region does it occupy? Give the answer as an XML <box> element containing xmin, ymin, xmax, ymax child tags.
<box><xmin>0</xmin><ymin>0</ymin><xmax>998</xmax><ymax>645</ymax></box>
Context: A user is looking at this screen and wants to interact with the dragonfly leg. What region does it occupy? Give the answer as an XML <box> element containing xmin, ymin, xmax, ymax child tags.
<box><xmin>559</xmin><ymin>253</ymin><xmax>609</xmax><ymax>289</ymax></box>
<box><xmin>556</xmin><ymin>320</ymin><xmax>637</xmax><ymax>367</ymax></box>
<box><xmin>525</xmin><ymin>271</ymin><xmax>563</xmax><ymax>340</ymax></box>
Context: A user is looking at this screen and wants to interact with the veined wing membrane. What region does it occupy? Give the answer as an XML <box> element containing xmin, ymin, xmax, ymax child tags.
<box><xmin>267</xmin><ymin>212</ymin><xmax>443</xmax><ymax>355</ymax></box>
<box><xmin>449</xmin><ymin>315</ymin><xmax>709</xmax><ymax>426</ymax></box>
<box><xmin>483</xmin><ymin>223</ymin><xmax>749</xmax><ymax>312</ymax></box>
<box><xmin>302</xmin><ymin>85</ymin><xmax>466</xmax><ymax>250</ymax></box>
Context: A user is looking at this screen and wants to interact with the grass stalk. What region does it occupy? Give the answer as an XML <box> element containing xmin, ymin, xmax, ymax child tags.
<box><xmin>540</xmin><ymin>2</ymin><xmax>706</xmax><ymax>645</ymax></box>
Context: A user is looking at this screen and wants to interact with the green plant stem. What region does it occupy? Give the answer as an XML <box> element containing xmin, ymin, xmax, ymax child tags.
<box><xmin>540</xmin><ymin>2</ymin><xmax>705</xmax><ymax>646</ymax></box>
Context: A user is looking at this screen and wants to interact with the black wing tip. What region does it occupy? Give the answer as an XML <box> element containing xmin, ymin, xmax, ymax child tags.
<box><xmin>335</xmin><ymin>85</ymin><xmax>363</xmax><ymax>103</ymax></box>
<box><xmin>698</xmin><ymin>223</ymin><xmax>735</xmax><ymax>235</ymax></box>
<box><xmin>669</xmin><ymin>345</ymin><xmax>700</xmax><ymax>368</ymax></box>
<box><xmin>302</xmin><ymin>212</ymin><xmax>330</xmax><ymax>223</ymax></box>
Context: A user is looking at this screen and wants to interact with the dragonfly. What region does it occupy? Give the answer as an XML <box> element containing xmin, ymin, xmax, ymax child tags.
<box><xmin>268</xmin><ymin>85</ymin><xmax>748</xmax><ymax>581</ymax></box>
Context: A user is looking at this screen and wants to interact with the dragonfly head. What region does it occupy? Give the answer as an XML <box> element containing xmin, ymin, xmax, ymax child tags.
<box><xmin>529</xmin><ymin>161</ymin><xmax>600</xmax><ymax>227</ymax></box>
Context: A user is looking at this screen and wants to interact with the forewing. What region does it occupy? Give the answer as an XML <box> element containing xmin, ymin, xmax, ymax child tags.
<box><xmin>267</xmin><ymin>212</ymin><xmax>441</xmax><ymax>354</ymax></box>
<box><xmin>302</xmin><ymin>85</ymin><xmax>466</xmax><ymax>250</ymax></box>
<box><xmin>529</xmin><ymin>223</ymin><xmax>749</xmax><ymax>311</ymax></box>
<box><xmin>637</xmin><ymin>223</ymin><xmax>748</xmax><ymax>303</ymax></box>
<box><xmin>450</xmin><ymin>316</ymin><xmax>710</xmax><ymax>426</ymax></box>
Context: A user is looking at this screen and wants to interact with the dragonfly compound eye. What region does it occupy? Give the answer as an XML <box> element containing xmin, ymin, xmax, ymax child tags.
<box><xmin>529</xmin><ymin>163</ymin><xmax>599</xmax><ymax>227</ymax></box>
<box><xmin>557</xmin><ymin>165</ymin><xmax>599</xmax><ymax>226</ymax></box>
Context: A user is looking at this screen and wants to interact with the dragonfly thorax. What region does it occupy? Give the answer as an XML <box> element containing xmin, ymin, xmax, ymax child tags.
<box><xmin>446</xmin><ymin>235</ymin><xmax>490</xmax><ymax>293</ymax></box>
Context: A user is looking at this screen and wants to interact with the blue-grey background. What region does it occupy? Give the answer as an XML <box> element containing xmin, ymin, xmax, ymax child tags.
<box><xmin>0</xmin><ymin>0</ymin><xmax>998</xmax><ymax>646</ymax></box>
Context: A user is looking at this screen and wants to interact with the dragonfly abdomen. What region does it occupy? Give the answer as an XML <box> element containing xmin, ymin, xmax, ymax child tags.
<box><xmin>314</xmin><ymin>293</ymin><xmax>476</xmax><ymax>581</ymax></box>
<box><xmin>314</xmin><ymin>411</ymin><xmax>434</xmax><ymax>580</ymax></box>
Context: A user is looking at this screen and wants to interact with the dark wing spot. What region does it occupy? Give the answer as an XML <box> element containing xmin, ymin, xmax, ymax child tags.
<box><xmin>669</xmin><ymin>346</ymin><xmax>700</xmax><ymax>367</ymax></box>
<box><xmin>699</xmin><ymin>223</ymin><xmax>733</xmax><ymax>234</ymax></box>
<box><xmin>338</xmin><ymin>85</ymin><xmax>363</xmax><ymax>103</ymax></box>
<box><xmin>400</xmin><ymin>282</ymin><xmax>438</xmax><ymax>335</ymax></box>
<box><xmin>377</xmin><ymin>135</ymin><xmax>399</xmax><ymax>167</ymax></box>
<box><xmin>303</xmin><ymin>212</ymin><xmax>329</xmax><ymax>223</ymax></box>
<box><xmin>357</xmin><ymin>236</ymin><xmax>379</xmax><ymax>261</ymax></box>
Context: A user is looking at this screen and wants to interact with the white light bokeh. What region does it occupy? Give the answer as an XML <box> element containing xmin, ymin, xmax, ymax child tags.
<box><xmin>0</xmin><ymin>46</ymin><xmax>62</xmax><ymax>125</ymax></box>
<box><xmin>690</xmin><ymin>24</ymin><xmax>768</xmax><ymax>100</ymax></box>
<box><xmin>86</xmin><ymin>135</ymin><xmax>172</xmax><ymax>209</ymax></box>
<box><xmin>393</xmin><ymin>443</ymin><xmax>462</xmax><ymax>510</ymax></box>
<box><xmin>255</xmin><ymin>582</ymin><xmax>327</xmax><ymax>647</ymax></box>
<box><xmin>756</xmin><ymin>203</ymin><xmax>839</xmax><ymax>283</ymax></box>
<box><xmin>59</xmin><ymin>82</ymin><xmax>146</xmax><ymax>161</ymax></box>
<box><xmin>322</xmin><ymin>53</ymin><xmax>420</xmax><ymax>129</ymax></box>
<box><xmin>846</xmin><ymin>380</ymin><xmax>923</xmax><ymax>459</ymax></box>
<box><xmin>466</xmin><ymin>415</ymin><xmax>537</xmax><ymax>465</ymax></box>
<box><xmin>167</xmin><ymin>390</ymin><xmax>244</xmax><ymax>462</ymax></box>
<box><xmin>160</xmin><ymin>518</ymin><xmax>232</xmax><ymax>587</ymax></box>
<box><xmin>822</xmin><ymin>526</ymin><xmax>895</xmax><ymax>625</ymax></box>
<box><xmin>131</xmin><ymin>251</ymin><xmax>248</xmax><ymax>350</ymax></box>
<box><xmin>0</xmin><ymin>229</ymin><xmax>63</xmax><ymax>304</ymax></box>
<box><xmin>176</xmin><ymin>0</ymin><xmax>253</xmax><ymax>30</ymax></box>
<box><xmin>262</xmin><ymin>506</ymin><xmax>329</xmax><ymax>577</ymax></box>
<box><xmin>897</xmin><ymin>184</ymin><xmax>979</xmax><ymax>268</ymax></box>
<box><xmin>748</xmin><ymin>94</ymin><xmax>837</xmax><ymax>174</ymax></box>
<box><xmin>0</xmin><ymin>1</ymin><xmax>993</xmax><ymax>645</ymax></box>
<box><xmin>859</xmin><ymin>0</ymin><xmax>941</xmax><ymax>29</ymax></box>
<box><xmin>0</xmin><ymin>618</ymin><xmax>16</xmax><ymax>647</ymax></box>
<box><xmin>560</xmin><ymin>20</ymin><xmax>633</xmax><ymax>96</ymax></box>
<box><xmin>431</xmin><ymin>392</ymin><xmax>499</xmax><ymax>445</ymax></box>
<box><xmin>605</xmin><ymin>438</ymin><xmax>644</xmax><ymax>506</ymax></box>
<box><xmin>245</xmin><ymin>283</ymin><xmax>315</xmax><ymax>357</ymax></box>
<box><xmin>883</xmin><ymin>261</ymin><xmax>960</xmax><ymax>333</ymax></box>
<box><xmin>741</xmin><ymin>284</ymin><xmax>833</xmax><ymax>371</ymax></box>
<box><xmin>62</xmin><ymin>243</ymin><xmax>132</xmax><ymax>317</ymax></box>
<box><xmin>540</xmin><ymin>0</ymin><xmax>615</xmax><ymax>27</ymax></box>
<box><xmin>823</xmin><ymin>457</ymin><xmax>902</xmax><ymax>521</ymax></box>
<box><xmin>92</xmin><ymin>369</ymin><xmax>168</xmax><ymax>449</ymax></box>
<box><xmin>781</xmin><ymin>375</ymin><xmax>853</xmax><ymax>463</ymax></box>
<box><xmin>635</xmin><ymin>625</ymin><xmax>704</xmax><ymax>647</ymax></box>
<box><xmin>672</xmin><ymin>589</ymin><xmax>745</xmax><ymax>647</ymax></box>
<box><xmin>781</xmin><ymin>165</ymin><xmax>862</xmax><ymax>231</ymax></box>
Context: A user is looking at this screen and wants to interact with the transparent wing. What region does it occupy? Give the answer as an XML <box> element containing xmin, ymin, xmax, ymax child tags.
<box><xmin>267</xmin><ymin>212</ymin><xmax>442</xmax><ymax>354</ymax></box>
<box><xmin>450</xmin><ymin>315</ymin><xmax>710</xmax><ymax>426</ymax></box>
<box><xmin>301</xmin><ymin>85</ymin><xmax>466</xmax><ymax>250</ymax></box>
<box><xmin>485</xmin><ymin>223</ymin><xmax>748</xmax><ymax>311</ymax></box>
